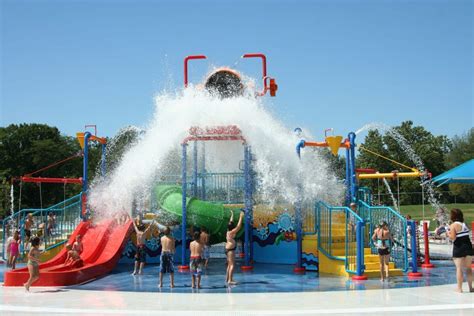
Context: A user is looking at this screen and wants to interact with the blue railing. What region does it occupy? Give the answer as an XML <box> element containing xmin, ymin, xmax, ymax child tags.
<box><xmin>154</xmin><ymin>172</ymin><xmax>245</xmax><ymax>204</ymax></box>
<box><xmin>198</xmin><ymin>172</ymin><xmax>245</xmax><ymax>203</ymax></box>
<box><xmin>2</xmin><ymin>193</ymin><xmax>82</xmax><ymax>260</ymax></box>
<box><xmin>316</xmin><ymin>201</ymin><xmax>365</xmax><ymax>276</ymax></box>
<box><xmin>357</xmin><ymin>200</ymin><xmax>409</xmax><ymax>272</ymax></box>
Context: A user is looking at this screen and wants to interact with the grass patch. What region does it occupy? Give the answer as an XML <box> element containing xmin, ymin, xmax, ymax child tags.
<box><xmin>399</xmin><ymin>203</ymin><xmax>474</xmax><ymax>225</ymax></box>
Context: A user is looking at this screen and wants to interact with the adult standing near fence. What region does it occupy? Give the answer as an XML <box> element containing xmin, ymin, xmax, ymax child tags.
<box><xmin>448</xmin><ymin>208</ymin><xmax>473</xmax><ymax>293</ymax></box>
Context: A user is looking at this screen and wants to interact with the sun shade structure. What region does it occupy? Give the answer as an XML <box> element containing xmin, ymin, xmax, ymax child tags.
<box><xmin>431</xmin><ymin>159</ymin><xmax>474</xmax><ymax>186</ymax></box>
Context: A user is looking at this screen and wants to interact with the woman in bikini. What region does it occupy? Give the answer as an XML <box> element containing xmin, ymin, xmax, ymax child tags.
<box><xmin>225</xmin><ymin>209</ymin><xmax>244</xmax><ymax>285</ymax></box>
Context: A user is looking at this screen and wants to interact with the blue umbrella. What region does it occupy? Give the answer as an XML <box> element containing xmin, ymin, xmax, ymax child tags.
<box><xmin>431</xmin><ymin>159</ymin><xmax>474</xmax><ymax>186</ymax></box>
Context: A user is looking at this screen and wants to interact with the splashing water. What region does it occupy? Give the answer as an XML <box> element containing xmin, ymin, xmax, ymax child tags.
<box><xmin>10</xmin><ymin>184</ymin><xmax>14</xmax><ymax>216</ymax></box>
<box><xmin>89</xmin><ymin>86</ymin><xmax>344</xmax><ymax>219</ymax></box>
<box><xmin>356</xmin><ymin>122</ymin><xmax>446</xmax><ymax>222</ymax></box>
<box><xmin>382</xmin><ymin>178</ymin><xmax>398</xmax><ymax>211</ymax></box>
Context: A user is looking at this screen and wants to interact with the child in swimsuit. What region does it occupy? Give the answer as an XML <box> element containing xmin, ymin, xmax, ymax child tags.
<box><xmin>64</xmin><ymin>243</ymin><xmax>82</xmax><ymax>267</ymax></box>
<box><xmin>190</xmin><ymin>231</ymin><xmax>203</xmax><ymax>289</ymax></box>
<box><xmin>73</xmin><ymin>235</ymin><xmax>83</xmax><ymax>255</ymax></box>
<box><xmin>200</xmin><ymin>228</ymin><xmax>210</xmax><ymax>268</ymax></box>
<box><xmin>132</xmin><ymin>219</ymin><xmax>154</xmax><ymax>275</ymax></box>
<box><xmin>24</xmin><ymin>236</ymin><xmax>41</xmax><ymax>291</ymax></box>
<box><xmin>159</xmin><ymin>226</ymin><xmax>175</xmax><ymax>288</ymax></box>
<box><xmin>8</xmin><ymin>231</ymin><xmax>20</xmax><ymax>269</ymax></box>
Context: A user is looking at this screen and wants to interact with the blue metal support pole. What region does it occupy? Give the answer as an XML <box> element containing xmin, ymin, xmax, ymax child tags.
<box><xmin>201</xmin><ymin>142</ymin><xmax>206</xmax><ymax>200</ymax></box>
<box><xmin>349</xmin><ymin>132</ymin><xmax>357</xmax><ymax>202</ymax></box>
<box><xmin>249</xmin><ymin>147</ymin><xmax>254</xmax><ymax>262</ymax></box>
<box><xmin>181</xmin><ymin>143</ymin><xmax>188</xmax><ymax>267</ymax></box>
<box><xmin>193</xmin><ymin>141</ymin><xmax>198</xmax><ymax>197</ymax></box>
<box><xmin>295</xmin><ymin>183</ymin><xmax>303</xmax><ymax>270</ymax></box>
<box><xmin>82</xmin><ymin>132</ymin><xmax>91</xmax><ymax>221</ymax></box>
<box><xmin>345</xmin><ymin>148</ymin><xmax>351</xmax><ymax>206</ymax></box>
<box><xmin>356</xmin><ymin>221</ymin><xmax>364</xmax><ymax>276</ymax></box>
<box><xmin>82</xmin><ymin>132</ymin><xmax>91</xmax><ymax>196</ymax></box>
<box><xmin>101</xmin><ymin>143</ymin><xmax>106</xmax><ymax>177</ymax></box>
<box><xmin>243</xmin><ymin>145</ymin><xmax>252</xmax><ymax>268</ymax></box>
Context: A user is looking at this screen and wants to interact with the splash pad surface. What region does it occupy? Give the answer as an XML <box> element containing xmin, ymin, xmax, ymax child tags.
<box><xmin>0</xmin><ymin>260</ymin><xmax>462</xmax><ymax>294</ymax></box>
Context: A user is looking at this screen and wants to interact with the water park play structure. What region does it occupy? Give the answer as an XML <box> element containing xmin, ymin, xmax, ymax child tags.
<box><xmin>3</xmin><ymin>53</ymin><xmax>435</xmax><ymax>287</ymax></box>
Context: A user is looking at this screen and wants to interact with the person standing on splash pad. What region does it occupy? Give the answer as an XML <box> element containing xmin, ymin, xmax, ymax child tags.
<box><xmin>24</xmin><ymin>236</ymin><xmax>41</xmax><ymax>291</ymax></box>
<box><xmin>132</xmin><ymin>219</ymin><xmax>155</xmax><ymax>275</ymax></box>
<box><xmin>159</xmin><ymin>226</ymin><xmax>175</xmax><ymax>288</ymax></box>
<box><xmin>225</xmin><ymin>209</ymin><xmax>244</xmax><ymax>285</ymax></box>
<box><xmin>190</xmin><ymin>231</ymin><xmax>204</xmax><ymax>289</ymax></box>
<box><xmin>372</xmin><ymin>221</ymin><xmax>394</xmax><ymax>282</ymax></box>
<box><xmin>200</xmin><ymin>227</ymin><xmax>210</xmax><ymax>268</ymax></box>
<box><xmin>448</xmin><ymin>208</ymin><xmax>473</xmax><ymax>293</ymax></box>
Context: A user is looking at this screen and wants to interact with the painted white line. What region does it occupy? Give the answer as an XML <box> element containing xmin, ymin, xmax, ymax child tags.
<box><xmin>1</xmin><ymin>303</ymin><xmax>473</xmax><ymax>315</ymax></box>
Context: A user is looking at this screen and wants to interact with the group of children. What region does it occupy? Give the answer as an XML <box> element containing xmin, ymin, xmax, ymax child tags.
<box><xmin>132</xmin><ymin>216</ymin><xmax>211</xmax><ymax>289</ymax></box>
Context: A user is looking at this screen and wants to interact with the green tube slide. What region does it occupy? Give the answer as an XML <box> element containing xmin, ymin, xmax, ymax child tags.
<box><xmin>154</xmin><ymin>185</ymin><xmax>244</xmax><ymax>243</ymax></box>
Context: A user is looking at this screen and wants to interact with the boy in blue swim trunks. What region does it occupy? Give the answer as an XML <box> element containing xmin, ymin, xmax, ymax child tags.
<box><xmin>190</xmin><ymin>231</ymin><xmax>204</xmax><ymax>289</ymax></box>
<box><xmin>159</xmin><ymin>226</ymin><xmax>175</xmax><ymax>288</ymax></box>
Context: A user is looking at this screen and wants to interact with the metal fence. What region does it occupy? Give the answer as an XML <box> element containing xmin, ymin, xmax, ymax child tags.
<box><xmin>358</xmin><ymin>201</ymin><xmax>409</xmax><ymax>272</ymax></box>
<box><xmin>316</xmin><ymin>201</ymin><xmax>365</xmax><ymax>276</ymax></box>
<box><xmin>2</xmin><ymin>193</ymin><xmax>82</xmax><ymax>260</ymax></box>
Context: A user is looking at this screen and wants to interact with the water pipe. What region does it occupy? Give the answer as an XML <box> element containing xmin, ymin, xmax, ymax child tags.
<box><xmin>407</xmin><ymin>220</ymin><xmax>423</xmax><ymax>277</ymax></box>
<box><xmin>296</xmin><ymin>140</ymin><xmax>305</xmax><ymax>158</ymax></box>
<box><xmin>184</xmin><ymin>55</ymin><xmax>207</xmax><ymax>87</ymax></box>
<box><xmin>242</xmin><ymin>53</ymin><xmax>267</xmax><ymax>77</ymax></box>
<box><xmin>421</xmin><ymin>221</ymin><xmax>434</xmax><ymax>268</ymax></box>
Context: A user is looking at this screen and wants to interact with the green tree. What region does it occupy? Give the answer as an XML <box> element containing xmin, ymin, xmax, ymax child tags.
<box><xmin>0</xmin><ymin>124</ymin><xmax>102</xmax><ymax>217</ymax></box>
<box><xmin>445</xmin><ymin>128</ymin><xmax>474</xmax><ymax>203</ymax></box>
<box><xmin>356</xmin><ymin>121</ymin><xmax>450</xmax><ymax>205</ymax></box>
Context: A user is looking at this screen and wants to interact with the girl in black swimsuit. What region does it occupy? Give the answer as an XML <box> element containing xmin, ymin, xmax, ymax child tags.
<box><xmin>448</xmin><ymin>209</ymin><xmax>473</xmax><ymax>293</ymax></box>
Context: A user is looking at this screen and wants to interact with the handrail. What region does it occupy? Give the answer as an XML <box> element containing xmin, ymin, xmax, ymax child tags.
<box><xmin>317</xmin><ymin>200</ymin><xmax>365</xmax><ymax>277</ymax></box>
<box><xmin>358</xmin><ymin>200</ymin><xmax>409</xmax><ymax>272</ymax></box>
<box><xmin>2</xmin><ymin>193</ymin><xmax>82</xmax><ymax>260</ymax></box>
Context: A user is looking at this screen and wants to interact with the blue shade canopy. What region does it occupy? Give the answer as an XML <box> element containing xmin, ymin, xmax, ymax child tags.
<box><xmin>431</xmin><ymin>159</ymin><xmax>474</xmax><ymax>186</ymax></box>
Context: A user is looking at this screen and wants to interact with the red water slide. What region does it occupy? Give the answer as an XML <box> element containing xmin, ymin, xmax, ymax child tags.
<box><xmin>4</xmin><ymin>219</ymin><xmax>133</xmax><ymax>286</ymax></box>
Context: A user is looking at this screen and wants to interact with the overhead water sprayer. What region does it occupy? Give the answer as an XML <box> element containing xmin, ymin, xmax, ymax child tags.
<box><xmin>204</xmin><ymin>68</ymin><xmax>244</xmax><ymax>98</ymax></box>
<box><xmin>183</xmin><ymin>53</ymin><xmax>278</xmax><ymax>98</ymax></box>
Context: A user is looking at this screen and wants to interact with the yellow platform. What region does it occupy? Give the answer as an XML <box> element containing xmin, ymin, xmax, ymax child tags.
<box><xmin>314</xmin><ymin>211</ymin><xmax>403</xmax><ymax>278</ymax></box>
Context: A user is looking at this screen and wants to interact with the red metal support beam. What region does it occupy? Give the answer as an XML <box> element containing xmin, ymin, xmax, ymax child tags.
<box><xmin>21</xmin><ymin>176</ymin><xmax>83</xmax><ymax>184</ymax></box>
<box><xmin>184</xmin><ymin>55</ymin><xmax>207</xmax><ymax>87</ymax></box>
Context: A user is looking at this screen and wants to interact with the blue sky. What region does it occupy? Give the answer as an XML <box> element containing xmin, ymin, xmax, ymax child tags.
<box><xmin>1</xmin><ymin>0</ymin><xmax>472</xmax><ymax>139</ymax></box>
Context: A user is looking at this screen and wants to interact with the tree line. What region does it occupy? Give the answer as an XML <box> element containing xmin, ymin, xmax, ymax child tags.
<box><xmin>0</xmin><ymin>122</ymin><xmax>472</xmax><ymax>218</ymax></box>
<box><xmin>0</xmin><ymin>124</ymin><xmax>141</xmax><ymax>218</ymax></box>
